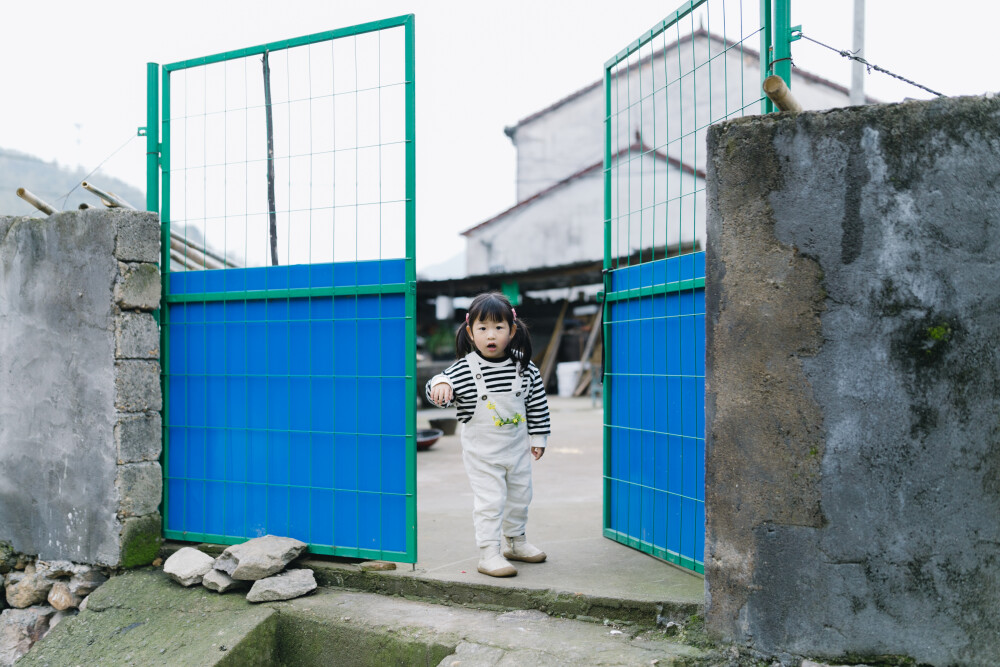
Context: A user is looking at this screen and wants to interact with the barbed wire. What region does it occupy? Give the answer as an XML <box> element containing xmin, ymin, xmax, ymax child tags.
<box><xmin>58</xmin><ymin>133</ymin><xmax>139</xmax><ymax>210</ymax></box>
<box><xmin>797</xmin><ymin>33</ymin><xmax>944</xmax><ymax>98</ymax></box>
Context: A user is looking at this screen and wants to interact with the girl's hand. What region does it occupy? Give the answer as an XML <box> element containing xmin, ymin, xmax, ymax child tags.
<box><xmin>531</xmin><ymin>447</ymin><xmax>544</xmax><ymax>460</ymax></box>
<box><xmin>430</xmin><ymin>382</ymin><xmax>454</xmax><ymax>406</ymax></box>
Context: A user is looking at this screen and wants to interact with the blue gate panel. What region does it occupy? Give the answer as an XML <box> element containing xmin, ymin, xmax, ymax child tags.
<box><xmin>605</xmin><ymin>252</ymin><xmax>705</xmax><ymax>572</ymax></box>
<box><xmin>163</xmin><ymin>259</ymin><xmax>412</xmax><ymax>560</ymax></box>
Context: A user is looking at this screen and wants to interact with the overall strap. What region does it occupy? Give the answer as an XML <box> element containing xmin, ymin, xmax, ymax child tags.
<box><xmin>464</xmin><ymin>352</ymin><xmax>488</xmax><ymax>395</ymax></box>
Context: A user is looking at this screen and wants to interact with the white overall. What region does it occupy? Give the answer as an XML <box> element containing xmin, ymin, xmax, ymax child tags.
<box><xmin>461</xmin><ymin>352</ymin><xmax>534</xmax><ymax>548</ymax></box>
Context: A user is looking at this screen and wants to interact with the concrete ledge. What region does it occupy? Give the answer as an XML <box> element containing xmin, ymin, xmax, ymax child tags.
<box><xmin>160</xmin><ymin>544</ymin><xmax>701</xmax><ymax>628</ymax></box>
<box><xmin>304</xmin><ymin>559</ymin><xmax>700</xmax><ymax>628</ymax></box>
<box><xmin>19</xmin><ymin>569</ymin><xmax>709</xmax><ymax>666</ymax></box>
<box><xmin>19</xmin><ymin>570</ymin><xmax>276</xmax><ymax>666</ymax></box>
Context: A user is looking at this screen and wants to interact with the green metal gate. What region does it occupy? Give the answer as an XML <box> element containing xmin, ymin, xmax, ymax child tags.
<box><xmin>602</xmin><ymin>0</ymin><xmax>791</xmax><ymax>573</ymax></box>
<box><xmin>146</xmin><ymin>16</ymin><xmax>418</xmax><ymax>562</ymax></box>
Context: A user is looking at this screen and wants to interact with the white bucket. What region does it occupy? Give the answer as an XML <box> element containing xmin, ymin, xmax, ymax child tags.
<box><xmin>555</xmin><ymin>361</ymin><xmax>584</xmax><ymax>397</ymax></box>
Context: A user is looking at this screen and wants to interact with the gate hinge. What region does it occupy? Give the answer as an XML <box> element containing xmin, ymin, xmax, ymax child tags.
<box><xmin>137</xmin><ymin>126</ymin><xmax>147</xmax><ymax>137</ymax></box>
<box><xmin>596</xmin><ymin>291</ymin><xmax>605</xmax><ymax>303</ymax></box>
<box><xmin>408</xmin><ymin>281</ymin><xmax>417</xmax><ymax>294</ymax></box>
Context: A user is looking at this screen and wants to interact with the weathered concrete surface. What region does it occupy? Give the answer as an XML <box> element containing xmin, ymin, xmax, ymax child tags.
<box><xmin>0</xmin><ymin>210</ymin><xmax>161</xmax><ymax>567</ymax></box>
<box><xmin>20</xmin><ymin>569</ymin><xmax>710</xmax><ymax>666</ymax></box>
<box><xmin>19</xmin><ymin>570</ymin><xmax>276</xmax><ymax>666</ymax></box>
<box><xmin>706</xmin><ymin>95</ymin><xmax>1000</xmax><ymax>665</ymax></box>
<box><xmin>0</xmin><ymin>213</ymin><xmax>120</xmax><ymax>564</ymax></box>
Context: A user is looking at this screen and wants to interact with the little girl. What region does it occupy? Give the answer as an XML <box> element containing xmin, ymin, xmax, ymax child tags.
<box><xmin>426</xmin><ymin>292</ymin><xmax>550</xmax><ymax>577</ymax></box>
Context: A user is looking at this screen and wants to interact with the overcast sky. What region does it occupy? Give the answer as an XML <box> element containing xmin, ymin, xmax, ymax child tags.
<box><xmin>3</xmin><ymin>1</ymin><xmax>996</xmax><ymax>270</ymax></box>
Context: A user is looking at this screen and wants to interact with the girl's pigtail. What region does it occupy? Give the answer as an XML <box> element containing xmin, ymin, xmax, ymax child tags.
<box><xmin>509</xmin><ymin>316</ymin><xmax>533</xmax><ymax>373</ymax></box>
<box><xmin>454</xmin><ymin>315</ymin><xmax>473</xmax><ymax>358</ymax></box>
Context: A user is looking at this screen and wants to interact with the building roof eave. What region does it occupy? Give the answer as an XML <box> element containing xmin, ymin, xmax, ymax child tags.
<box><xmin>461</xmin><ymin>137</ymin><xmax>701</xmax><ymax>237</ymax></box>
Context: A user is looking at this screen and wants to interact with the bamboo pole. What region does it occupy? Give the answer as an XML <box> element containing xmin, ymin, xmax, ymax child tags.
<box><xmin>81</xmin><ymin>181</ymin><xmax>136</xmax><ymax>209</ymax></box>
<box><xmin>169</xmin><ymin>236</ymin><xmax>226</xmax><ymax>270</ymax></box>
<box><xmin>16</xmin><ymin>188</ymin><xmax>58</xmax><ymax>215</ymax></box>
<box><xmin>762</xmin><ymin>75</ymin><xmax>802</xmax><ymax>113</ymax></box>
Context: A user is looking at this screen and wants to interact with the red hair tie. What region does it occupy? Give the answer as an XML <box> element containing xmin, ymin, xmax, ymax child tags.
<box><xmin>511</xmin><ymin>308</ymin><xmax>517</xmax><ymax>320</ymax></box>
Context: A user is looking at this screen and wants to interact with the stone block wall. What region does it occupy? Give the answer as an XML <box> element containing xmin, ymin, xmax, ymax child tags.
<box><xmin>0</xmin><ymin>209</ymin><xmax>162</xmax><ymax>568</ymax></box>
<box><xmin>704</xmin><ymin>95</ymin><xmax>1000</xmax><ymax>665</ymax></box>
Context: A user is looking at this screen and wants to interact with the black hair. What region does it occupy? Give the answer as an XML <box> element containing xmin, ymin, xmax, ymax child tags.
<box><xmin>455</xmin><ymin>292</ymin><xmax>533</xmax><ymax>371</ymax></box>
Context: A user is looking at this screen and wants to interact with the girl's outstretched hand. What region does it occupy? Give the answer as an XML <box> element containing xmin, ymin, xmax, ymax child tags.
<box><xmin>429</xmin><ymin>382</ymin><xmax>454</xmax><ymax>406</ymax></box>
<box><xmin>531</xmin><ymin>447</ymin><xmax>544</xmax><ymax>460</ymax></box>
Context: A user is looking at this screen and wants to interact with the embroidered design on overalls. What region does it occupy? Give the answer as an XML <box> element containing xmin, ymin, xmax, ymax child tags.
<box><xmin>486</xmin><ymin>401</ymin><xmax>524</xmax><ymax>427</ymax></box>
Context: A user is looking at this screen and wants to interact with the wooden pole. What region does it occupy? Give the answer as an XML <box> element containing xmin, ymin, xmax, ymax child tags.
<box><xmin>538</xmin><ymin>299</ymin><xmax>569</xmax><ymax>389</ymax></box>
<box><xmin>762</xmin><ymin>75</ymin><xmax>803</xmax><ymax>113</ymax></box>
<box><xmin>573</xmin><ymin>308</ymin><xmax>603</xmax><ymax>396</ymax></box>
<box><xmin>263</xmin><ymin>50</ymin><xmax>279</xmax><ymax>266</ymax></box>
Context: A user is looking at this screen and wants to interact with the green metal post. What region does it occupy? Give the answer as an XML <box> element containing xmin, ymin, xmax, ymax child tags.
<box><xmin>601</xmin><ymin>63</ymin><xmax>613</xmax><ymax>536</ymax></box>
<box><xmin>773</xmin><ymin>0</ymin><xmax>792</xmax><ymax>90</ymax></box>
<box><xmin>761</xmin><ymin>0</ymin><xmax>774</xmax><ymax>114</ymax></box>
<box><xmin>160</xmin><ymin>67</ymin><xmax>171</xmax><ymax>535</ymax></box>
<box><xmin>403</xmin><ymin>14</ymin><xmax>418</xmax><ymax>562</ymax></box>
<box><xmin>146</xmin><ymin>63</ymin><xmax>159</xmax><ymax>213</ymax></box>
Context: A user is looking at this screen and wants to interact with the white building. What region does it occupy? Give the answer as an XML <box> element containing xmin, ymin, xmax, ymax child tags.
<box><xmin>462</xmin><ymin>29</ymin><xmax>865</xmax><ymax>276</ymax></box>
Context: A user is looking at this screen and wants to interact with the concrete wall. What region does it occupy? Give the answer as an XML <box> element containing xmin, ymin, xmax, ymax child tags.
<box><xmin>0</xmin><ymin>209</ymin><xmax>162</xmax><ymax>567</ymax></box>
<box><xmin>704</xmin><ymin>95</ymin><xmax>1000</xmax><ymax>665</ymax></box>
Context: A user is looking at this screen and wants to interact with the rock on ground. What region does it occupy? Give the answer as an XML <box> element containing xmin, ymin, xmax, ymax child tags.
<box><xmin>5</xmin><ymin>567</ymin><xmax>54</xmax><ymax>609</ymax></box>
<box><xmin>214</xmin><ymin>535</ymin><xmax>307</xmax><ymax>581</ymax></box>
<box><xmin>67</xmin><ymin>569</ymin><xmax>108</xmax><ymax>597</ymax></box>
<box><xmin>36</xmin><ymin>561</ymin><xmax>74</xmax><ymax>578</ymax></box>
<box><xmin>202</xmin><ymin>569</ymin><xmax>249</xmax><ymax>594</ymax></box>
<box><xmin>0</xmin><ymin>606</ymin><xmax>56</xmax><ymax>666</ymax></box>
<box><xmin>246</xmin><ymin>569</ymin><xmax>317</xmax><ymax>603</ymax></box>
<box><xmin>46</xmin><ymin>583</ymin><xmax>82</xmax><ymax>612</ymax></box>
<box><xmin>359</xmin><ymin>560</ymin><xmax>396</xmax><ymax>571</ymax></box>
<box><xmin>163</xmin><ymin>548</ymin><xmax>214</xmax><ymax>587</ymax></box>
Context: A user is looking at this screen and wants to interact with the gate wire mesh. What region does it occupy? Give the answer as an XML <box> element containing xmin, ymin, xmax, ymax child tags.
<box><xmin>603</xmin><ymin>0</ymin><xmax>780</xmax><ymax>573</ymax></box>
<box><xmin>153</xmin><ymin>15</ymin><xmax>417</xmax><ymax>562</ymax></box>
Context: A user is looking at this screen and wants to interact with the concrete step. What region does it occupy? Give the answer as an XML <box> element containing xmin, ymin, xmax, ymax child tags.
<box><xmin>20</xmin><ymin>568</ymin><xmax>712</xmax><ymax>666</ymax></box>
<box><xmin>303</xmin><ymin>557</ymin><xmax>702</xmax><ymax>629</ymax></box>
<box><xmin>162</xmin><ymin>542</ymin><xmax>704</xmax><ymax>629</ymax></box>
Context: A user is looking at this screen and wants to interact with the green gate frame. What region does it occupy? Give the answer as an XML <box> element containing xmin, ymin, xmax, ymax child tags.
<box><xmin>145</xmin><ymin>15</ymin><xmax>418</xmax><ymax>561</ymax></box>
<box><xmin>601</xmin><ymin>0</ymin><xmax>792</xmax><ymax>572</ymax></box>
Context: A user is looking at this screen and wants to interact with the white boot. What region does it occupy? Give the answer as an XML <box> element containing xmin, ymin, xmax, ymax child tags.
<box><xmin>477</xmin><ymin>544</ymin><xmax>517</xmax><ymax>577</ymax></box>
<box><xmin>503</xmin><ymin>535</ymin><xmax>547</xmax><ymax>563</ymax></box>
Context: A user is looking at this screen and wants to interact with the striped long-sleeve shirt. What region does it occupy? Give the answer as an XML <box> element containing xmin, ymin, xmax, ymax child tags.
<box><xmin>426</xmin><ymin>352</ymin><xmax>550</xmax><ymax>447</ymax></box>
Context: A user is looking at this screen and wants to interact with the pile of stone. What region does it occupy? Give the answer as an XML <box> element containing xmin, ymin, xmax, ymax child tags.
<box><xmin>163</xmin><ymin>535</ymin><xmax>316</xmax><ymax>602</ymax></box>
<box><xmin>0</xmin><ymin>545</ymin><xmax>108</xmax><ymax>666</ymax></box>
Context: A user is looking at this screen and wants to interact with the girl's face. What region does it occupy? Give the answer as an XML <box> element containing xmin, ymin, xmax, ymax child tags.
<box><xmin>467</xmin><ymin>317</ymin><xmax>516</xmax><ymax>359</ymax></box>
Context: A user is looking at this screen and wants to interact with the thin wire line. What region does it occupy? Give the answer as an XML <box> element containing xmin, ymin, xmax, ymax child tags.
<box><xmin>58</xmin><ymin>133</ymin><xmax>139</xmax><ymax>209</ymax></box>
<box><xmin>798</xmin><ymin>33</ymin><xmax>944</xmax><ymax>98</ymax></box>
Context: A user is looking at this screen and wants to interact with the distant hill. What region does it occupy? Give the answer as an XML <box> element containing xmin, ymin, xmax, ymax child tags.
<box><xmin>0</xmin><ymin>148</ymin><xmax>145</xmax><ymax>217</ymax></box>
